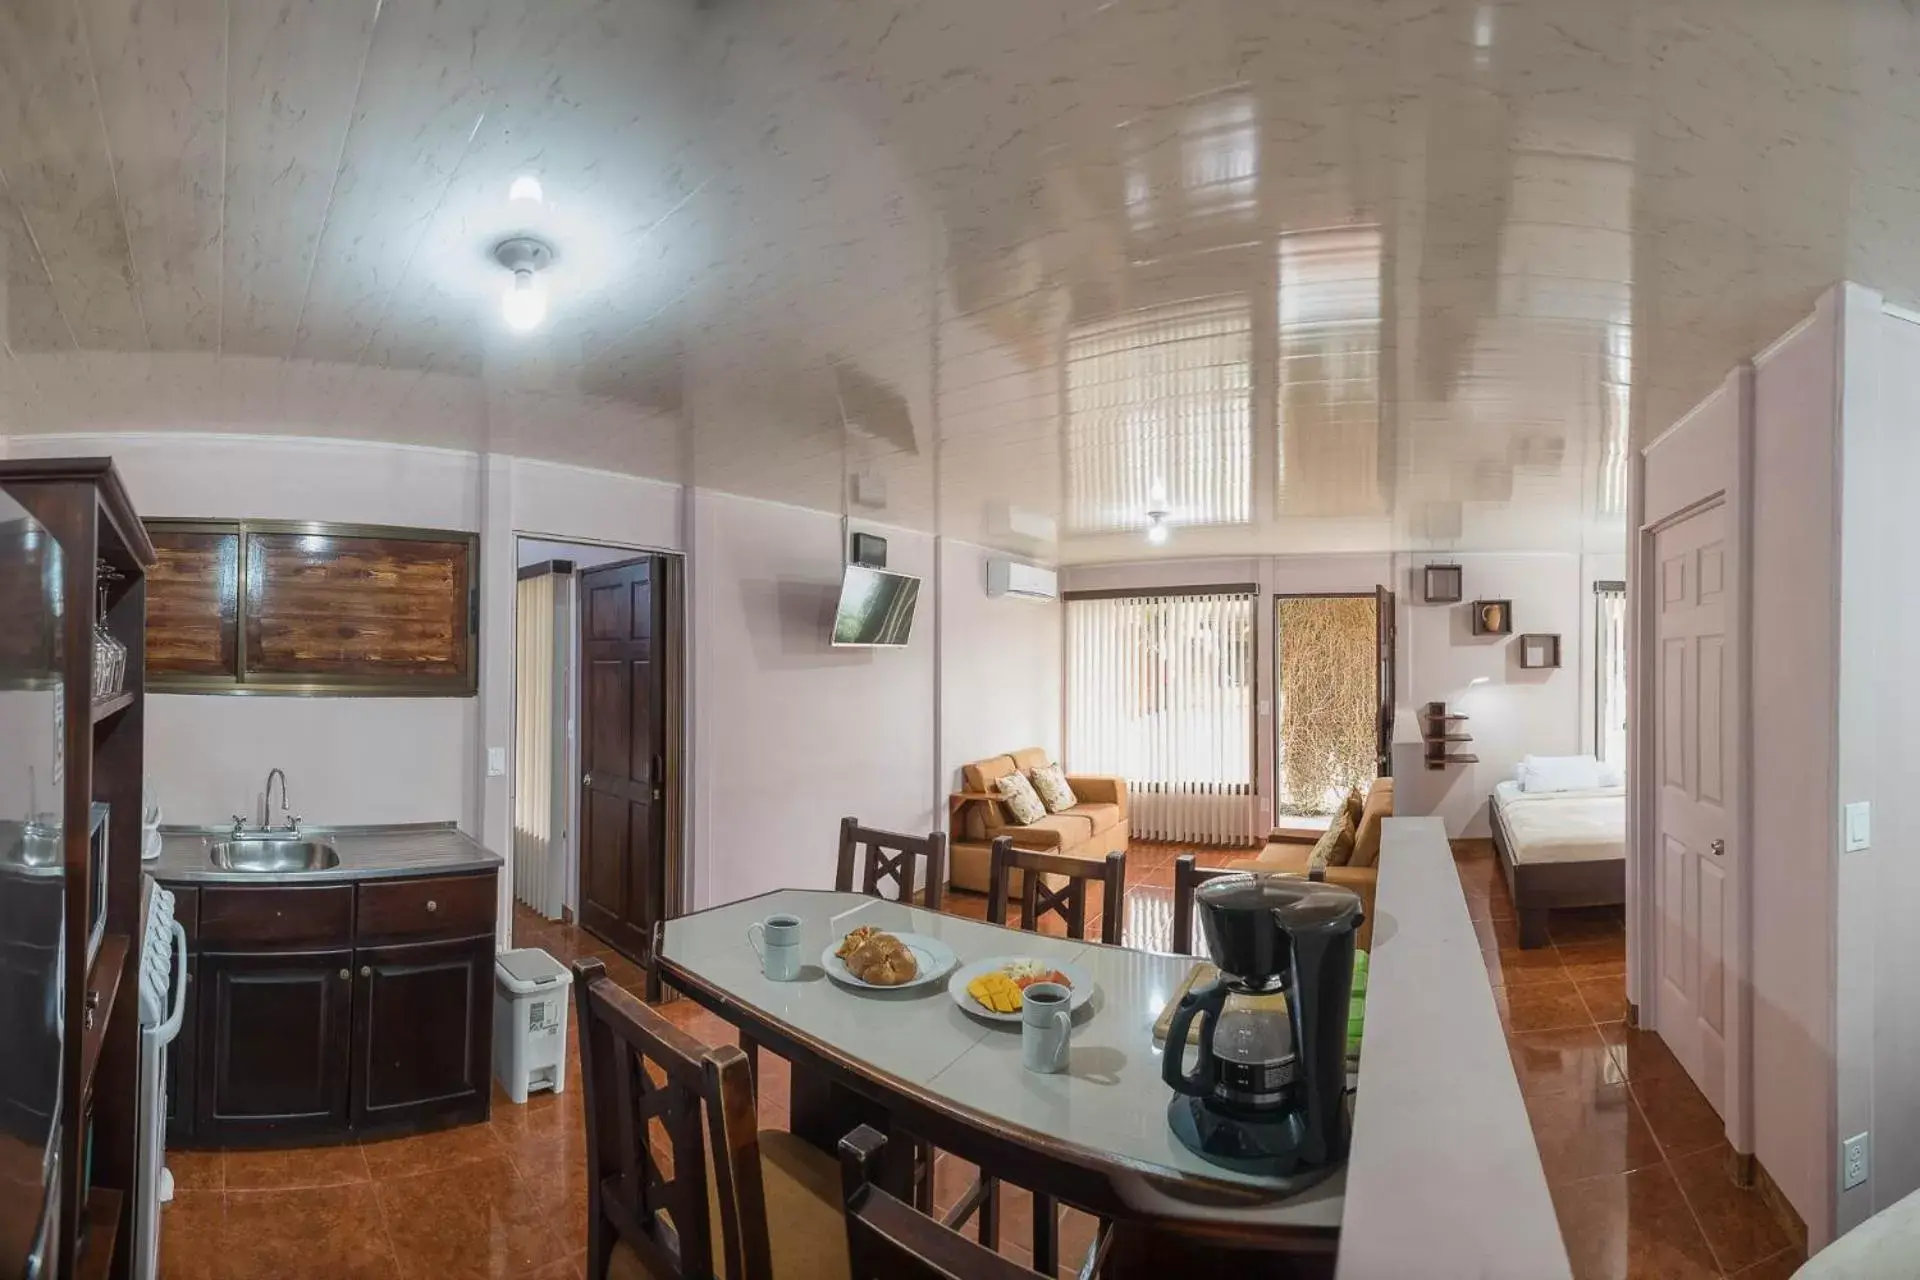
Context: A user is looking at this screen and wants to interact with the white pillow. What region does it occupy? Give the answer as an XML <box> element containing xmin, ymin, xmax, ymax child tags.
<box><xmin>1520</xmin><ymin>754</ymin><xmax>1605</xmax><ymax>793</ymax></box>
<box><xmin>1597</xmin><ymin>760</ymin><xmax>1625</xmax><ymax>788</ymax></box>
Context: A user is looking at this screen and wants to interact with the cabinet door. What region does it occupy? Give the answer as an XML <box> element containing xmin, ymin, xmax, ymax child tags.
<box><xmin>351</xmin><ymin>937</ymin><xmax>493</xmax><ymax>1131</ymax></box>
<box><xmin>165</xmin><ymin>954</ymin><xmax>198</xmax><ymax>1143</ymax></box>
<box><xmin>197</xmin><ymin>949</ymin><xmax>352</xmax><ymax>1141</ymax></box>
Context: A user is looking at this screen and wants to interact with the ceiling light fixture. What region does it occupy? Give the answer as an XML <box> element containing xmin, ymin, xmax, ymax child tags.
<box><xmin>495</xmin><ymin>237</ymin><xmax>553</xmax><ymax>333</ymax></box>
<box><xmin>1146</xmin><ymin>509</ymin><xmax>1171</xmax><ymax>545</ymax></box>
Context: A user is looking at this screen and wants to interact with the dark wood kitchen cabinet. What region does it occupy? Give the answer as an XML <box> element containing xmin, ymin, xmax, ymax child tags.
<box><xmin>351</xmin><ymin>937</ymin><xmax>493</xmax><ymax>1130</ymax></box>
<box><xmin>198</xmin><ymin>949</ymin><xmax>354</xmax><ymax>1142</ymax></box>
<box><xmin>162</xmin><ymin>868</ymin><xmax>496</xmax><ymax>1148</ymax></box>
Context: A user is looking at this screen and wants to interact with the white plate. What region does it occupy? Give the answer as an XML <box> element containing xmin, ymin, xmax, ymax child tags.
<box><xmin>820</xmin><ymin>931</ymin><xmax>959</xmax><ymax>991</ymax></box>
<box><xmin>947</xmin><ymin>956</ymin><xmax>1097</xmax><ymax>1024</ymax></box>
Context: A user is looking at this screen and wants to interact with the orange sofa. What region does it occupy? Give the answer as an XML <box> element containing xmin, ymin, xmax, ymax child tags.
<box><xmin>947</xmin><ymin>747</ymin><xmax>1130</xmax><ymax>896</ymax></box>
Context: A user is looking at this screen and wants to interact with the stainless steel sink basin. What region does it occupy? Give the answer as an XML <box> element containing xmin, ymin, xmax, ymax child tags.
<box><xmin>209</xmin><ymin>839</ymin><xmax>339</xmax><ymax>873</ymax></box>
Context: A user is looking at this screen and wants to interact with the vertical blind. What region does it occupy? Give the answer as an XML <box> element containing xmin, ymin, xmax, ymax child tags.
<box><xmin>1063</xmin><ymin>296</ymin><xmax>1252</xmax><ymax>535</ymax></box>
<box><xmin>1065</xmin><ymin>590</ymin><xmax>1258</xmax><ymax>845</ymax></box>
<box><xmin>1595</xmin><ymin>581</ymin><xmax>1628</xmax><ymax>766</ymax></box>
<box><xmin>514</xmin><ymin>571</ymin><xmax>570</xmax><ymax>920</ymax></box>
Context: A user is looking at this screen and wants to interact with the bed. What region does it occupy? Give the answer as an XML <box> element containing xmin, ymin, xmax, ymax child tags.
<box><xmin>1487</xmin><ymin>779</ymin><xmax>1626</xmax><ymax>948</ymax></box>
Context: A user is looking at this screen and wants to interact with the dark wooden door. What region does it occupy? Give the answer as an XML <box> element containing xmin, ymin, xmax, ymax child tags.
<box><xmin>350</xmin><ymin>937</ymin><xmax>493</xmax><ymax>1131</ymax></box>
<box><xmin>578</xmin><ymin>556</ymin><xmax>666</xmax><ymax>964</ymax></box>
<box><xmin>1375</xmin><ymin>584</ymin><xmax>1397</xmax><ymax>777</ymax></box>
<box><xmin>196</xmin><ymin>949</ymin><xmax>352</xmax><ymax>1142</ymax></box>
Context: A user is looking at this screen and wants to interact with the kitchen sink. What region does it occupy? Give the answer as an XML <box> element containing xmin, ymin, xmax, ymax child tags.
<box><xmin>209</xmin><ymin>838</ymin><xmax>340</xmax><ymax>873</ymax></box>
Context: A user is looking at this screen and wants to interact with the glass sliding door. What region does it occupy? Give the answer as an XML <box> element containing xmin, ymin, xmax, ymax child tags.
<box><xmin>1273</xmin><ymin>593</ymin><xmax>1379</xmax><ymax>816</ymax></box>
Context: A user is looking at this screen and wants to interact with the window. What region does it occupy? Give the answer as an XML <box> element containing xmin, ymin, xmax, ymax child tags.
<box><xmin>1594</xmin><ymin>580</ymin><xmax>1627</xmax><ymax>766</ymax></box>
<box><xmin>1066</xmin><ymin>589</ymin><xmax>1257</xmax><ymax>845</ymax></box>
<box><xmin>1064</xmin><ymin>297</ymin><xmax>1252</xmax><ymax>535</ymax></box>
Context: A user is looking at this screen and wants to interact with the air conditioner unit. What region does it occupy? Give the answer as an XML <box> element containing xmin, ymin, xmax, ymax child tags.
<box><xmin>986</xmin><ymin>558</ymin><xmax>1059</xmax><ymax>601</ymax></box>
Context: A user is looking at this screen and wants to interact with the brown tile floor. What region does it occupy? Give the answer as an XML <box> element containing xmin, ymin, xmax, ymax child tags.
<box><xmin>159</xmin><ymin>838</ymin><xmax>1806</xmax><ymax>1279</ymax></box>
<box><xmin>1456</xmin><ymin>837</ymin><xmax>1806</xmax><ymax>1279</ymax></box>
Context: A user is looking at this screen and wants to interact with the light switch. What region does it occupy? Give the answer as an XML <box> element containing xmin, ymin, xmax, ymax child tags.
<box><xmin>1845</xmin><ymin>801</ymin><xmax>1871</xmax><ymax>853</ymax></box>
<box><xmin>487</xmin><ymin>746</ymin><xmax>507</xmax><ymax>777</ymax></box>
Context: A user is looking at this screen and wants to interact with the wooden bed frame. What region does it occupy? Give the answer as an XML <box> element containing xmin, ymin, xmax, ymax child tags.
<box><xmin>1488</xmin><ymin>791</ymin><xmax>1626</xmax><ymax>949</ymax></box>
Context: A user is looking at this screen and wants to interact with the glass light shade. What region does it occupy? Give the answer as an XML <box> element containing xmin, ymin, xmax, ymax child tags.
<box><xmin>502</xmin><ymin>269</ymin><xmax>547</xmax><ymax>332</ymax></box>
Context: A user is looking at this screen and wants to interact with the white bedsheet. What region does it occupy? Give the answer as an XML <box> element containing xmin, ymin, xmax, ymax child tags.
<box><xmin>1492</xmin><ymin>782</ymin><xmax>1626</xmax><ymax>866</ymax></box>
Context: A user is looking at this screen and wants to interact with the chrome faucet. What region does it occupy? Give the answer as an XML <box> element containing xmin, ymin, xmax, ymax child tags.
<box><xmin>261</xmin><ymin>768</ymin><xmax>300</xmax><ymax>836</ymax></box>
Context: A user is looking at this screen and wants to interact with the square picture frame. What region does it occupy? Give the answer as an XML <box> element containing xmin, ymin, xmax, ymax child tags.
<box><xmin>1422</xmin><ymin>563</ymin><xmax>1463</xmax><ymax>604</ymax></box>
<box><xmin>1518</xmin><ymin>633</ymin><xmax>1562</xmax><ymax>669</ymax></box>
<box><xmin>1471</xmin><ymin>599</ymin><xmax>1513</xmax><ymax>636</ymax></box>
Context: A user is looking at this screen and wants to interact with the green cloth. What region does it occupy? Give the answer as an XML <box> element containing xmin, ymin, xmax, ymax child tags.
<box><xmin>1346</xmin><ymin>950</ymin><xmax>1370</xmax><ymax>1056</ymax></box>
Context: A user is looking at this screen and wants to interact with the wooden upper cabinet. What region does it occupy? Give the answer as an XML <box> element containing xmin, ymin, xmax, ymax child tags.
<box><xmin>145</xmin><ymin>520</ymin><xmax>477</xmax><ymax>695</ymax></box>
<box><xmin>149</xmin><ymin>527</ymin><xmax>241</xmax><ymax>677</ymax></box>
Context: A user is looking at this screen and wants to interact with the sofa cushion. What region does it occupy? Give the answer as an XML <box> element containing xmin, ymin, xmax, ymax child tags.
<box><xmin>1063</xmin><ymin>802</ymin><xmax>1120</xmax><ymax>837</ymax></box>
<box><xmin>1350</xmin><ymin>782</ymin><xmax>1394</xmax><ymax>869</ymax></box>
<box><xmin>1233</xmin><ymin>841</ymin><xmax>1315</xmax><ymax>874</ymax></box>
<box><xmin>1009</xmin><ymin>746</ymin><xmax>1050</xmax><ymax>773</ymax></box>
<box><xmin>1342</xmin><ymin>785</ymin><xmax>1365</xmax><ymax>826</ymax></box>
<box><xmin>1308</xmin><ymin>813</ymin><xmax>1357</xmax><ymax>873</ymax></box>
<box><xmin>1029</xmin><ymin>762</ymin><xmax>1078</xmax><ymax>813</ymax></box>
<box><xmin>963</xmin><ymin>755</ymin><xmax>1019</xmax><ymax>794</ymax></box>
<box><xmin>987</xmin><ymin>812</ymin><xmax>1093</xmax><ymax>850</ymax></box>
<box><xmin>994</xmin><ymin>772</ymin><xmax>1047</xmax><ymax>825</ymax></box>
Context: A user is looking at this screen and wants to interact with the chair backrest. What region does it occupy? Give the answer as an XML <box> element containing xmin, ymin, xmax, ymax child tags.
<box><xmin>986</xmin><ymin>837</ymin><xmax>1125</xmax><ymax>945</ymax></box>
<box><xmin>838</xmin><ymin>1127</ymin><xmax>1038</xmax><ymax>1280</ymax></box>
<box><xmin>1172</xmin><ymin>854</ymin><xmax>1236</xmax><ymax>956</ymax></box>
<box><xmin>574</xmin><ymin>958</ymin><xmax>772</xmax><ymax>1280</ymax></box>
<box><xmin>836</xmin><ymin>817</ymin><xmax>947</xmax><ymax>911</ymax></box>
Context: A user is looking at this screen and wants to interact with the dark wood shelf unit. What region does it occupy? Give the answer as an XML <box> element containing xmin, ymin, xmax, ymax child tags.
<box><xmin>77</xmin><ymin>933</ymin><xmax>131</xmax><ymax>1103</ymax></box>
<box><xmin>71</xmin><ymin>1188</ymin><xmax>124</xmax><ymax>1280</ymax></box>
<box><xmin>0</xmin><ymin>458</ymin><xmax>155</xmax><ymax>1280</ymax></box>
<box><xmin>89</xmin><ymin>691</ymin><xmax>135</xmax><ymax>724</ymax></box>
<box><xmin>1420</xmin><ymin>700</ymin><xmax>1476</xmax><ymax>771</ymax></box>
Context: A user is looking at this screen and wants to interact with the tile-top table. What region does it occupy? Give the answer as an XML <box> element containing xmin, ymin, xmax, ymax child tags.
<box><xmin>655</xmin><ymin>889</ymin><xmax>1346</xmax><ymax>1251</ymax></box>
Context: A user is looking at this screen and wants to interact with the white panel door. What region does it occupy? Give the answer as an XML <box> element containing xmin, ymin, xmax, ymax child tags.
<box><xmin>1654</xmin><ymin>502</ymin><xmax>1731</xmax><ymax>1112</ymax></box>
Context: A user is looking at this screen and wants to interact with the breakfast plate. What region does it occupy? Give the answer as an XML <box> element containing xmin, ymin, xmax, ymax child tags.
<box><xmin>820</xmin><ymin>931</ymin><xmax>958</xmax><ymax>991</ymax></box>
<box><xmin>947</xmin><ymin>956</ymin><xmax>1097</xmax><ymax>1023</ymax></box>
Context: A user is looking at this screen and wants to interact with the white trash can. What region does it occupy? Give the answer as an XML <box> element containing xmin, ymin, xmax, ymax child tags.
<box><xmin>493</xmin><ymin>948</ymin><xmax>573</xmax><ymax>1105</ymax></box>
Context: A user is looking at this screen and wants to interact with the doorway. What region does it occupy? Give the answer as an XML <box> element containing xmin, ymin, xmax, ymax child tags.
<box><xmin>510</xmin><ymin>538</ymin><xmax>686</xmax><ymax>970</ymax></box>
<box><xmin>1271</xmin><ymin>587</ymin><xmax>1395</xmax><ymax>823</ymax></box>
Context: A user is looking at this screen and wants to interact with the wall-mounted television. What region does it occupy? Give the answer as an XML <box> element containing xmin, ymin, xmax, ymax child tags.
<box><xmin>831</xmin><ymin>565</ymin><xmax>921</xmax><ymax>647</ymax></box>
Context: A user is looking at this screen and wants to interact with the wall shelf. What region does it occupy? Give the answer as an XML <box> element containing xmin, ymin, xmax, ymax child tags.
<box><xmin>1420</xmin><ymin>700</ymin><xmax>1476</xmax><ymax>771</ymax></box>
<box><xmin>1518</xmin><ymin>633</ymin><xmax>1563</xmax><ymax>669</ymax></box>
<box><xmin>1471</xmin><ymin>599</ymin><xmax>1514</xmax><ymax>636</ymax></box>
<box><xmin>90</xmin><ymin>690</ymin><xmax>135</xmax><ymax>723</ymax></box>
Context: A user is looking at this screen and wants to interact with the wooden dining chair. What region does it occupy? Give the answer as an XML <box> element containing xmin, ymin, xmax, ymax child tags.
<box><xmin>985</xmin><ymin>838</ymin><xmax>1125</xmax><ymax>945</ymax></box>
<box><xmin>574</xmin><ymin>958</ymin><xmax>851</xmax><ymax>1280</ymax></box>
<box><xmin>1172</xmin><ymin>854</ymin><xmax>1236</xmax><ymax>956</ymax></box>
<box><xmin>837</xmin><ymin>1127</ymin><xmax>1040</xmax><ymax>1280</ymax></box>
<box><xmin>835</xmin><ymin>817</ymin><xmax>948</xmax><ymax>910</ymax></box>
<box><xmin>966</xmin><ymin>837</ymin><xmax>1123</xmax><ymax>1272</ymax></box>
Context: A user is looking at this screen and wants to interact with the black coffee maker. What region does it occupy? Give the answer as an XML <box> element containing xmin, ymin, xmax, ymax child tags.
<box><xmin>1162</xmin><ymin>873</ymin><xmax>1363</xmax><ymax>1188</ymax></box>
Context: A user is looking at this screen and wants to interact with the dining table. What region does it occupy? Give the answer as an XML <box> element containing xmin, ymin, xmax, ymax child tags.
<box><xmin>653</xmin><ymin>887</ymin><xmax>1346</xmax><ymax>1277</ymax></box>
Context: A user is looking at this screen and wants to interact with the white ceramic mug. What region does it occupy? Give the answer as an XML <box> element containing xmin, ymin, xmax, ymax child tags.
<box><xmin>1021</xmin><ymin>982</ymin><xmax>1073</xmax><ymax>1073</ymax></box>
<box><xmin>747</xmin><ymin>913</ymin><xmax>804</xmax><ymax>981</ymax></box>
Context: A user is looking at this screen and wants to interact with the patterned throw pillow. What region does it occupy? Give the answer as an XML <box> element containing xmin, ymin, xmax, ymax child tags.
<box><xmin>1028</xmin><ymin>763</ymin><xmax>1079</xmax><ymax>813</ymax></box>
<box><xmin>994</xmin><ymin>771</ymin><xmax>1047</xmax><ymax>825</ymax></box>
<box><xmin>1307</xmin><ymin>812</ymin><xmax>1358</xmax><ymax>873</ymax></box>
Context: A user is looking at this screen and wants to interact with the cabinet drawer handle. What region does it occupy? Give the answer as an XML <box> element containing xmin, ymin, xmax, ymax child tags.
<box><xmin>360</xmin><ymin>965</ymin><xmax>371</xmax><ymax>978</ymax></box>
<box><xmin>426</xmin><ymin>899</ymin><xmax>438</xmax><ymax>912</ymax></box>
<box><xmin>338</xmin><ymin>968</ymin><xmax>349</xmax><ymax>980</ymax></box>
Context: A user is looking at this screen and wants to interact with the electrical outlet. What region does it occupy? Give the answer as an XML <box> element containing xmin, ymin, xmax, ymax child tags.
<box><xmin>1844</xmin><ymin>1132</ymin><xmax>1870</xmax><ymax>1190</ymax></box>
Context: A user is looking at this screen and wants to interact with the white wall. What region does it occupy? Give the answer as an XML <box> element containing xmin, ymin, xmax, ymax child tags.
<box><xmin>2</xmin><ymin>433</ymin><xmax>488</xmax><ymax>831</ymax></box>
<box><xmin>937</xmin><ymin>540</ymin><xmax>1062</xmax><ymax>791</ymax></box>
<box><xmin>1747</xmin><ymin>296</ymin><xmax>1842</xmax><ymax>1244</ymax></box>
<box><xmin>688</xmin><ymin>492</ymin><xmax>937</xmax><ymax>909</ymax></box>
<box><xmin>1392</xmin><ymin>553</ymin><xmax>1586</xmax><ymax>837</ymax></box>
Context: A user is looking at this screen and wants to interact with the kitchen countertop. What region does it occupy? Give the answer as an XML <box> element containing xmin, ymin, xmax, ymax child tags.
<box><xmin>147</xmin><ymin>822</ymin><xmax>502</xmax><ymax>884</ymax></box>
